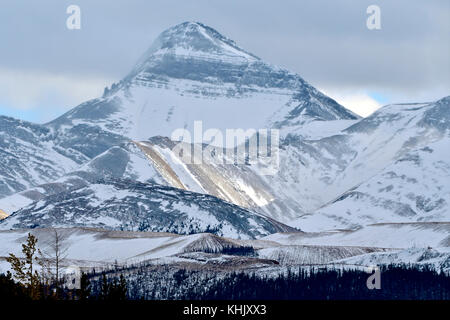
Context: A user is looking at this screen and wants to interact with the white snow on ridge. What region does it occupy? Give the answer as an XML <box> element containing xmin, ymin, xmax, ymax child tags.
<box><xmin>297</xmin><ymin>136</ymin><xmax>450</xmax><ymax>231</ymax></box>
<box><xmin>332</xmin><ymin>247</ymin><xmax>450</xmax><ymax>272</ymax></box>
<box><xmin>263</xmin><ymin>223</ymin><xmax>450</xmax><ymax>249</ymax></box>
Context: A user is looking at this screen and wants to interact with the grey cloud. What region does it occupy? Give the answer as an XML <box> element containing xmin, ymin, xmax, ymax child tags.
<box><xmin>0</xmin><ymin>0</ymin><xmax>448</xmax><ymax>102</ymax></box>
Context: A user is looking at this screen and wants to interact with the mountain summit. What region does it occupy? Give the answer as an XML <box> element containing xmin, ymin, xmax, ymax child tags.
<box><xmin>126</xmin><ymin>21</ymin><xmax>304</xmax><ymax>90</ymax></box>
<box><xmin>131</xmin><ymin>21</ymin><xmax>259</xmax><ymax>72</ymax></box>
<box><xmin>49</xmin><ymin>21</ymin><xmax>358</xmax><ymax>141</ymax></box>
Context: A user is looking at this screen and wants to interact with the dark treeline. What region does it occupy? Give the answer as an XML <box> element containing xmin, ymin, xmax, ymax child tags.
<box><xmin>194</xmin><ymin>265</ymin><xmax>450</xmax><ymax>300</ymax></box>
<box><xmin>88</xmin><ymin>264</ymin><xmax>450</xmax><ymax>300</ymax></box>
<box><xmin>0</xmin><ymin>272</ymin><xmax>29</xmax><ymax>300</ymax></box>
<box><xmin>2</xmin><ymin>264</ymin><xmax>449</xmax><ymax>300</ymax></box>
<box><xmin>89</xmin><ymin>273</ymin><xmax>128</xmax><ymax>300</ymax></box>
<box><xmin>202</xmin><ymin>245</ymin><xmax>256</xmax><ymax>256</ymax></box>
<box><xmin>0</xmin><ymin>271</ymin><xmax>127</xmax><ymax>301</ymax></box>
<box><xmin>0</xmin><ymin>271</ymin><xmax>79</xmax><ymax>300</ymax></box>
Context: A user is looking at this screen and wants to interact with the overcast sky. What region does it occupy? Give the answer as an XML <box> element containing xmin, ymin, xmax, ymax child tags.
<box><xmin>0</xmin><ymin>0</ymin><xmax>449</xmax><ymax>122</ymax></box>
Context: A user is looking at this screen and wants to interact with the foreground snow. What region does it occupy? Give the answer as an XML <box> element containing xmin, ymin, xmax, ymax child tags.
<box><xmin>1</xmin><ymin>225</ymin><xmax>448</xmax><ymax>276</ymax></box>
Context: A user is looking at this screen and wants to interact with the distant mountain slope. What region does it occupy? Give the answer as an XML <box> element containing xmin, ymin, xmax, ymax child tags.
<box><xmin>0</xmin><ymin>116</ymin><xmax>80</xmax><ymax>197</ymax></box>
<box><xmin>299</xmin><ymin>138</ymin><xmax>450</xmax><ymax>231</ymax></box>
<box><xmin>0</xmin><ymin>178</ymin><xmax>294</xmax><ymax>239</ymax></box>
<box><xmin>334</xmin><ymin>246</ymin><xmax>450</xmax><ymax>272</ymax></box>
<box><xmin>0</xmin><ymin>113</ymin><xmax>127</xmax><ymax>200</ymax></box>
<box><xmin>0</xmin><ymin>142</ymin><xmax>163</xmax><ymax>214</ymax></box>
<box><xmin>116</xmin><ymin>97</ymin><xmax>449</xmax><ymax>228</ymax></box>
<box><xmin>293</xmin><ymin>96</ymin><xmax>450</xmax><ymax>230</ymax></box>
<box><xmin>134</xmin><ymin>138</ymin><xmax>293</xmax><ymax>220</ymax></box>
<box><xmin>263</xmin><ymin>222</ymin><xmax>450</xmax><ymax>249</ymax></box>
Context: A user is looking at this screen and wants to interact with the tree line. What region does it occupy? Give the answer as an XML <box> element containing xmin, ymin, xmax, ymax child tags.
<box><xmin>88</xmin><ymin>261</ymin><xmax>450</xmax><ymax>300</ymax></box>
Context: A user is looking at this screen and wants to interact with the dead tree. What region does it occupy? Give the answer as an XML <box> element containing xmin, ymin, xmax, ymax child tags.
<box><xmin>38</xmin><ymin>229</ymin><xmax>69</xmax><ymax>294</ymax></box>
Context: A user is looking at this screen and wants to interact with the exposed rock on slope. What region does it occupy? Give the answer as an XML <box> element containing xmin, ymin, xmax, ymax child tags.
<box><xmin>0</xmin><ymin>178</ymin><xmax>294</xmax><ymax>239</ymax></box>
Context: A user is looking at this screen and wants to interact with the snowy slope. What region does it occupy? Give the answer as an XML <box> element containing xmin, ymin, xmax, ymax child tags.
<box><xmin>298</xmin><ymin>138</ymin><xmax>450</xmax><ymax>231</ymax></box>
<box><xmin>0</xmin><ymin>178</ymin><xmax>293</xmax><ymax>239</ymax></box>
<box><xmin>333</xmin><ymin>247</ymin><xmax>450</xmax><ymax>273</ymax></box>
<box><xmin>262</xmin><ymin>222</ymin><xmax>450</xmax><ymax>249</ymax></box>
<box><xmin>0</xmin><ymin>113</ymin><xmax>128</xmax><ymax>200</ymax></box>
<box><xmin>0</xmin><ymin>116</ymin><xmax>81</xmax><ymax>198</ymax></box>
<box><xmin>280</xmin><ymin>98</ymin><xmax>450</xmax><ymax>216</ymax></box>
<box><xmin>0</xmin><ymin>142</ymin><xmax>163</xmax><ymax>215</ymax></box>
<box><xmin>0</xmin><ymin>228</ymin><xmax>389</xmax><ymax>274</ymax></box>
<box><xmin>0</xmin><ymin>228</ymin><xmax>244</xmax><ymax>264</ymax></box>
<box><xmin>134</xmin><ymin>138</ymin><xmax>296</xmax><ymax>221</ymax></box>
<box><xmin>0</xmin><ymin>225</ymin><xmax>446</xmax><ymax>274</ymax></box>
<box><xmin>0</xmin><ymin>228</ymin><xmax>260</xmax><ymax>273</ymax></box>
<box><xmin>120</xmin><ymin>97</ymin><xmax>450</xmax><ymax>228</ymax></box>
<box><xmin>293</xmin><ymin>97</ymin><xmax>450</xmax><ymax>230</ymax></box>
<box><xmin>257</xmin><ymin>245</ymin><xmax>386</xmax><ymax>266</ymax></box>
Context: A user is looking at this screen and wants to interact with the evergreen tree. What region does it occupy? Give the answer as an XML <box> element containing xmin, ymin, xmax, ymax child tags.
<box><xmin>6</xmin><ymin>233</ymin><xmax>41</xmax><ymax>300</ymax></box>
<box><xmin>79</xmin><ymin>272</ymin><xmax>91</xmax><ymax>300</ymax></box>
<box><xmin>118</xmin><ymin>274</ymin><xmax>128</xmax><ymax>300</ymax></box>
<box><xmin>100</xmin><ymin>273</ymin><xmax>109</xmax><ymax>300</ymax></box>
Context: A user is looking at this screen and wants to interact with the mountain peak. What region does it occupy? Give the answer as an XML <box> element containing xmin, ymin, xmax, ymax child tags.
<box><xmin>148</xmin><ymin>21</ymin><xmax>258</xmax><ymax>59</ymax></box>
<box><xmin>128</xmin><ymin>22</ymin><xmax>259</xmax><ymax>78</ymax></box>
<box><xmin>90</xmin><ymin>21</ymin><xmax>361</xmax><ymax>140</ymax></box>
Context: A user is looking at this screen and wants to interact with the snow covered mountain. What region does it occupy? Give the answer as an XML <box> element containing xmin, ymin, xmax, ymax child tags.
<box><xmin>0</xmin><ymin>177</ymin><xmax>293</xmax><ymax>239</ymax></box>
<box><xmin>47</xmin><ymin>21</ymin><xmax>358</xmax><ymax>141</ymax></box>
<box><xmin>294</xmin><ymin>96</ymin><xmax>450</xmax><ymax>231</ymax></box>
<box><xmin>0</xmin><ymin>114</ymin><xmax>127</xmax><ymax>200</ymax></box>
<box><xmin>0</xmin><ymin>140</ymin><xmax>294</xmax><ymax>237</ymax></box>
<box><xmin>0</xmin><ymin>21</ymin><xmax>448</xmax><ymax>246</ymax></box>
<box><xmin>0</xmin><ymin>116</ymin><xmax>80</xmax><ymax>197</ymax></box>
<box><xmin>0</xmin><ymin>21</ymin><xmax>360</xmax><ymax>225</ymax></box>
<box><xmin>0</xmin><ymin>142</ymin><xmax>163</xmax><ymax>213</ymax></box>
<box><xmin>104</xmin><ymin>96</ymin><xmax>449</xmax><ymax>228</ymax></box>
<box><xmin>299</xmin><ymin>138</ymin><xmax>450</xmax><ymax>231</ymax></box>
